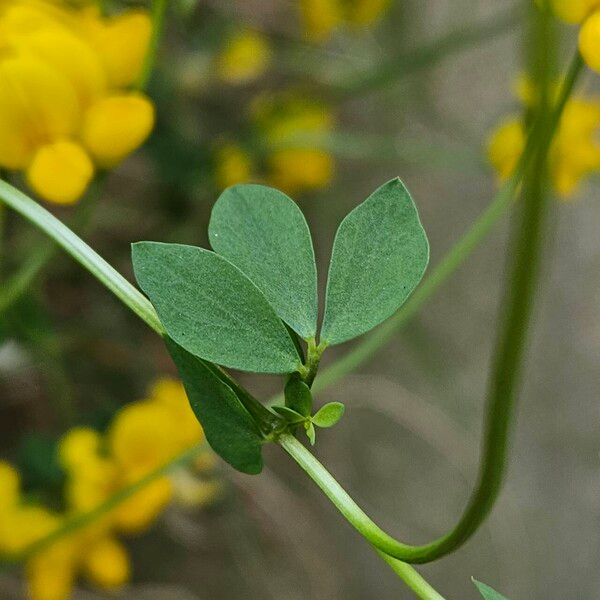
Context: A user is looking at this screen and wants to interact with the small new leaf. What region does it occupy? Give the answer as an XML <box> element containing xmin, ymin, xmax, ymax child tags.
<box><xmin>305</xmin><ymin>421</ymin><xmax>316</xmax><ymax>445</ymax></box>
<box><xmin>312</xmin><ymin>402</ymin><xmax>345</xmax><ymax>428</ymax></box>
<box><xmin>472</xmin><ymin>578</ymin><xmax>510</xmax><ymax>600</ymax></box>
<box><xmin>284</xmin><ymin>374</ymin><xmax>313</xmax><ymax>417</ymax></box>
<box><xmin>132</xmin><ymin>242</ymin><xmax>301</xmax><ymax>374</ymax></box>
<box><xmin>273</xmin><ymin>406</ymin><xmax>307</xmax><ymax>424</ymax></box>
<box><xmin>209</xmin><ymin>184</ymin><xmax>318</xmax><ymax>340</ymax></box>
<box><xmin>321</xmin><ymin>178</ymin><xmax>429</xmax><ymax>345</ymax></box>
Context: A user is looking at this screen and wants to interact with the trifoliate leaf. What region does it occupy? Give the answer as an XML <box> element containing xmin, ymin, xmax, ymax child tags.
<box><xmin>166</xmin><ymin>339</ymin><xmax>263</xmax><ymax>474</ymax></box>
<box><xmin>321</xmin><ymin>178</ymin><xmax>429</xmax><ymax>345</ymax></box>
<box><xmin>132</xmin><ymin>242</ymin><xmax>301</xmax><ymax>374</ymax></box>
<box><xmin>312</xmin><ymin>402</ymin><xmax>345</xmax><ymax>428</ymax></box>
<box><xmin>209</xmin><ymin>184</ymin><xmax>318</xmax><ymax>339</ymax></box>
<box><xmin>472</xmin><ymin>578</ymin><xmax>510</xmax><ymax>600</ymax></box>
<box><xmin>272</xmin><ymin>406</ymin><xmax>307</xmax><ymax>424</ymax></box>
<box><xmin>284</xmin><ymin>374</ymin><xmax>313</xmax><ymax>417</ymax></box>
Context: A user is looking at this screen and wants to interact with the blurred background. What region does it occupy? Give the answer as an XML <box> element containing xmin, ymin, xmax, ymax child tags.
<box><xmin>0</xmin><ymin>0</ymin><xmax>599</xmax><ymax>598</ymax></box>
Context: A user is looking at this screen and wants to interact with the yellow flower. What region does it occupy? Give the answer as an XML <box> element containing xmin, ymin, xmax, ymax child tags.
<box><xmin>487</xmin><ymin>118</ymin><xmax>525</xmax><ymax>181</ymax></box>
<box><xmin>253</xmin><ymin>93</ymin><xmax>335</xmax><ymax>193</ymax></box>
<box><xmin>579</xmin><ymin>10</ymin><xmax>600</xmax><ymax>73</ymax></box>
<box><xmin>112</xmin><ymin>475</ymin><xmax>173</xmax><ymax>534</ymax></box>
<box><xmin>547</xmin><ymin>0</ymin><xmax>600</xmax><ymax>23</ymax></box>
<box><xmin>300</xmin><ymin>0</ymin><xmax>391</xmax><ymax>41</ymax></box>
<box><xmin>216</xmin><ymin>30</ymin><xmax>271</xmax><ymax>84</ymax></box>
<box><xmin>487</xmin><ymin>94</ymin><xmax>600</xmax><ymax>198</ymax></box>
<box><xmin>81</xmin><ymin>93</ymin><xmax>155</xmax><ymax>168</ymax></box>
<box><xmin>149</xmin><ymin>377</ymin><xmax>204</xmax><ymax>450</ymax></box>
<box><xmin>81</xmin><ymin>9</ymin><xmax>151</xmax><ymax>88</ymax></box>
<box><xmin>0</xmin><ymin>461</ymin><xmax>20</xmax><ymax>510</ymax></box>
<box><xmin>300</xmin><ymin>0</ymin><xmax>342</xmax><ymax>42</ymax></box>
<box><xmin>81</xmin><ymin>536</ymin><xmax>130</xmax><ymax>590</ymax></box>
<box><xmin>214</xmin><ymin>143</ymin><xmax>255</xmax><ymax>189</ymax></box>
<box><xmin>0</xmin><ymin>0</ymin><xmax>154</xmax><ymax>204</ymax></box>
<box><xmin>27</xmin><ymin>140</ymin><xmax>94</xmax><ymax>205</ymax></box>
<box><xmin>58</xmin><ymin>427</ymin><xmax>103</xmax><ymax>472</ymax></box>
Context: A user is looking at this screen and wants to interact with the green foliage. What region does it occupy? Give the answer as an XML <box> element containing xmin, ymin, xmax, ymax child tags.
<box><xmin>166</xmin><ymin>339</ymin><xmax>264</xmax><ymax>474</ymax></box>
<box><xmin>209</xmin><ymin>184</ymin><xmax>318</xmax><ymax>340</ymax></box>
<box><xmin>272</xmin><ymin>406</ymin><xmax>307</xmax><ymax>423</ymax></box>
<box><xmin>132</xmin><ymin>242</ymin><xmax>301</xmax><ymax>374</ymax></box>
<box><xmin>312</xmin><ymin>402</ymin><xmax>345</xmax><ymax>428</ymax></box>
<box><xmin>305</xmin><ymin>421</ymin><xmax>316</xmax><ymax>446</ymax></box>
<box><xmin>472</xmin><ymin>578</ymin><xmax>510</xmax><ymax>600</ymax></box>
<box><xmin>132</xmin><ymin>180</ymin><xmax>429</xmax><ymax>461</ymax></box>
<box><xmin>321</xmin><ymin>178</ymin><xmax>429</xmax><ymax>345</ymax></box>
<box><xmin>284</xmin><ymin>374</ymin><xmax>313</xmax><ymax>416</ymax></box>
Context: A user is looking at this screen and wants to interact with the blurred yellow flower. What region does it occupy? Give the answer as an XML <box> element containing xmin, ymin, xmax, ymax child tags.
<box><xmin>253</xmin><ymin>94</ymin><xmax>335</xmax><ymax>193</ymax></box>
<box><xmin>547</xmin><ymin>0</ymin><xmax>600</xmax><ymax>24</ymax></box>
<box><xmin>579</xmin><ymin>10</ymin><xmax>600</xmax><ymax>73</ymax></box>
<box><xmin>214</xmin><ymin>143</ymin><xmax>255</xmax><ymax>189</ymax></box>
<box><xmin>300</xmin><ymin>0</ymin><xmax>391</xmax><ymax>41</ymax></box>
<box><xmin>487</xmin><ymin>92</ymin><xmax>600</xmax><ymax>197</ymax></box>
<box><xmin>0</xmin><ymin>377</ymin><xmax>217</xmax><ymax>600</ymax></box>
<box><xmin>0</xmin><ymin>0</ymin><xmax>154</xmax><ymax>205</ymax></box>
<box><xmin>216</xmin><ymin>29</ymin><xmax>271</xmax><ymax>84</ymax></box>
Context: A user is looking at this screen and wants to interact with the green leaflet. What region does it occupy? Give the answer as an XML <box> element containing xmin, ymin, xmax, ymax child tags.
<box><xmin>312</xmin><ymin>402</ymin><xmax>345</xmax><ymax>428</ymax></box>
<box><xmin>472</xmin><ymin>579</ymin><xmax>510</xmax><ymax>600</ymax></box>
<box><xmin>321</xmin><ymin>178</ymin><xmax>429</xmax><ymax>345</ymax></box>
<box><xmin>209</xmin><ymin>184</ymin><xmax>318</xmax><ymax>340</ymax></box>
<box><xmin>284</xmin><ymin>374</ymin><xmax>313</xmax><ymax>417</ymax></box>
<box><xmin>132</xmin><ymin>242</ymin><xmax>301</xmax><ymax>374</ymax></box>
<box><xmin>166</xmin><ymin>339</ymin><xmax>264</xmax><ymax>474</ymax></box>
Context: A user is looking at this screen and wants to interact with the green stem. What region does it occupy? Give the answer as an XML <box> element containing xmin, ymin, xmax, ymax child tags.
<box><xmin>137</xmin><ymin>0</ymin><xmax>169</xmax><ymax>90</ymax></box>
<box><xmin>278</xmin><ymin>25</ymin><xmax>580</xmax><ymax>570</ymax></box>
<box><xmin>0</xmin><ymin>180</ymin><xmax>165</xmax><ymax>336</ymax></box>
<box><xmin>0</xmin><ymin>178</ymin><xmax>104</xmax><ymax>317</ymax></box>
<box><xmin>377</xmin><ymin>551</ymin><xmax>446</xmax><ymax>600</ymax></box>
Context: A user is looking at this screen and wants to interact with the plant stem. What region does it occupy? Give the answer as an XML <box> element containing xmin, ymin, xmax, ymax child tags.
<box><xmin>377</xmin><ymin>551</ymin><xmax>446</xmax><ymax>600</ymax></box>
<box><xmin>137</xmin><ymin>0</ymin><xmax>169</xmax><ymax>90</ymax></box>
<box><xmin>0</xmin><ymin>180</ymin><xmax>166</xmax><ymax>336</ymax></box>
<box><xmin>278</xmin><ymin>16</ymin><xmax>579</xmax><ymax>569</ymax></box>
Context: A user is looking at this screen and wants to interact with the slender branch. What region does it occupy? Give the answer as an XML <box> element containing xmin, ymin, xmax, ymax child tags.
<box><xmin>377</xmin><ymin>551</ymin><xmax>446</xmax><ymax>600</ymax></box>
<box><xmin>0</xmin><ymin>180</ymin><xmax>165</xmax><ymax>336</ymax></box>
<box><xmin>277</xmin><ymin>42</ymin><xmax>582</xmax><ymax>569</ymax></box>
<box><xmin>137</xmin><ymin>0</ymin><xmax>169</xmax><ymax>90</ymax></box>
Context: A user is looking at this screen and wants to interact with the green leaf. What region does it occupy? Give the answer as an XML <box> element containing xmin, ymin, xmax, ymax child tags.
<box><xmin>472</xmin><ymin>579</ymin><xmax>510</xmax><ymax>600</ymax></box>
<box><xmin>312</xmin><ymin>402</ymin><xmax>345</xmax><ymax>428</ymax></box>
<box><xmin>209</xmin><ymin>184</ymin><xmax>318</xmax><ymax>340</ymax></box>
<box><xmin>305</xmin><ymin>421</ymin><xmax>316</xmax><ymax>445</ymax></box>
<box><xmin>272</xmin><ymin>406</ymin><xmax>307</xmax><ymax>424</ymax></box>
<box><xmin>321</xmin><ymin>178</ymin><xmax>429</xmax><ymax>345</ymax></box>
<box><xmin>166</xmin><ymin>339</ymin><xmax>264</xmax><ymax>474</ymax></box>
<box><xmin>132</xmin><ymin>242</ymin><xmax>301</xmax><ymax>374</ymax></box>
<box><xmin>284</xmin><ymin>374</ymin><xmax>313</xmax><ymax>417</ymax></box>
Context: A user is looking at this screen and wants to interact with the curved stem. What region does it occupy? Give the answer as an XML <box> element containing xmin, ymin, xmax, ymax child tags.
<box><xmin>278</xmin><ymin>47</ymin><xmax>583</xmax><ymax>567</ymax></box>
<box><xmin>0</xmin><ymin>180</ymin><xmax>165</xmax><ymax>336</ymax></box>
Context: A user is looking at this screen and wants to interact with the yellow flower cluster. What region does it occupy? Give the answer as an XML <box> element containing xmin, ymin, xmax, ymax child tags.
<box><xmin>547</xmin><ymin>0</ymin><xmax>600</xmax><ymax>73</ymax></box>
<box><xmin>487</xmin><ymin>77</ymin><xmax>600</xmax><ymax>197</ymax></box>
<box><xmin>0</xmin><ymin>0</ymin><xmax>155</xmax><ymax>205</ymax></box>
<box><xmin>0</xmin><ymin>378</ymin><xmax>219</xmax><ymax>600</ymax></box>
<box><xmin>216</xmin><ymin>29</ymin><xmax>272</xmax><ymax>84</ymax></box>
<box><xmin>300</xmin><ymin>0</ymin><xmax>392</xmax><ymax>42</ymax></box>
<box><xmin>215</xmin><ymin>94</ymin><xmax>335</xmax><ymax>194</ymax></box>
